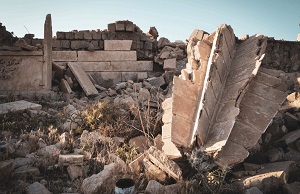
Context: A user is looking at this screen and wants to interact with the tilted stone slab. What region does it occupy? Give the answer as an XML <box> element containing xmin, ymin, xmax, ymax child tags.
<box><xmin>104</xmin><ymin>40</ymin><xmax>132</xmax><ymax>51</ymax></box>
<box><xmin>147</xmin><ymin>146</ymin><xmax>182</xmax><ymax>181</ymax></box>
<box><xmin>52</xmin><ymin>51</ymin><xmax>77</xmax><ymax>62</ymax></box>
<box><xmin>68</xmin><ymin>63</ymin><xmax>98</xmax><ymax>96</ymax></box>
<box><xmin>0</xmin><ymin>100</ymin><xmax>42</xmax><ymax>115</ymax></box>
<box><xmin>78</xmin><ymin>51</ymin><xmax>137</xmax><ymax>61</ymax></box>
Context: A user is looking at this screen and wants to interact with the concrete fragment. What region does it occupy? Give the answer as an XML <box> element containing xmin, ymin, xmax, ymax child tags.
<box><xmin>68</xmin><ymin>62</ymin><xmax>99</xmax><ymax>96</ymax></box>
<box><xmin>147</xmin><ymin>146</ymin><xmax>182</xmax><ymax>181</ymax></box>
<box><xmin>104</xmin><ymin>40</ymin><xmax>132</xmax><ymax>51</ymax></box>
<box><xmin>26</xmin><ymin>182</ymin><xmax>51</xmax><ymax>194</ymax></box>
<box><xmin>0</xmin><ymin>100</ymin><xmax>42</xmax><ymax>115</ymax></box>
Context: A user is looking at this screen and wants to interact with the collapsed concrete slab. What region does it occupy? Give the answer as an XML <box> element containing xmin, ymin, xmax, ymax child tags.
<box><xmin>162</xmin><ymin>24</ymin><xmax>287</xmax><ymax>168</ymax></box>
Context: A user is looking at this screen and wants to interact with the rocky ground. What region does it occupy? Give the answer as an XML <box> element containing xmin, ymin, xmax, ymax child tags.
<box><xmin>0</xmin><ymin>39</ymin><xmax>300</xmax><ymax>194</ymax></box>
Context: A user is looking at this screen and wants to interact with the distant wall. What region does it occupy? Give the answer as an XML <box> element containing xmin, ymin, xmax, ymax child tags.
<box><xmin>262</xmin><ymin>39</ymin><xmax>300</xmax><ymax>72</ymax></box>
<box><xmin>52</xmin><ymin>21</ymin><xmax>157</xmax><ymax>61</ymax></box>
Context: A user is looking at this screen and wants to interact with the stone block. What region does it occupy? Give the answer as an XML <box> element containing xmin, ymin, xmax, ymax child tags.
<box><xmin>138</xmin><ymin>72</ymin><xmax>148</xmax><ymax>81</ymax></box>
<box><xmin>65</xmin><ymin>32</ymin><xmax>74</xmax><ymax>40</ymax></box>
<box><xmin>83</xmin><ymin>31</ymin><xmax>93</xmax><ymax>40</ymax></box>
<box><xmin>56</xmin><ymin>31</ymin><xmax>65</xmax><ymax>40</ymax></box>
<box><xmin>164</xmin><ymin>58</ymin><xmax>176</xmax><ymax>70</ymax></box>
<box><xmin>116</xmin><ymin>21</ymin><xmax>125</xmax><ymax>31</ymax></box>
<box><xmin>107</xmin><ymin>23</ymin><xmax>116</xmax><ymax>32</ymax></box>
<box><xmin>87</xmin><ymin>72</ymin><xmax>122</xmax><ymax>88</ymax></box>
<box><xmin>74</xmin><ymin>31</ymin><xmax>84</xmax><ymax>39</ymax></box>
<box><xmin>68</xmin><ymin>63</ymin><xmax>99</xmax><ymax>96</ymax></box>
<box><xmin>147</xmin><ymin>76</ymin><xmax>165</xmax><ymax>87</ymax></box>
<box><xmin>98</xmin><ymin>40</ymin><xmax>104</xmax><ymax>50</ymax></box>
<box><xmin>144</xmin><ymin>41</ymin><xmax>153</xmax><ymax>50</ymax></box>
<box><xmin>70</xmin><ymin>62</ymin><xmax>111</xmax><ymax>72</ymax></box>
<box><xmin>61</xmin><ymin>40</ymin><xmax>70</xmax><ymax>49</ymax></box>
<box><xmin>58</xmin><ymin>154</ymin><xmax>84</xmax><ymax>166</ymax></box>
<box><xmin>111</xmin><ymin>61</ymin><xmax>153</xmax><ymax>71</ymax></box>
<box><xmin>26</xmin><ymin>182</ymin><xmax>51</xmax><ymax>194</ymax></box>
<box><xmin>125</xmin><ymin>21</ymin><xmax>135</xmax><ymax>32</ymax></box>
<box><xmin>143</xmin><ymin>158</ymin><xmax>168</xmax><ymax>183</ymax></box>
<box><xmin>121</xmin><ymin>72</ymin><xmax>138</xmax><ymax>82</ymax></box>
<box><xmin>92</xmin><ymin>30</ymin><xmax>102</xmax><ymax>40</ymax></box>
<box><xmin>77</xmin><ymin>51</ymin><xmax>137</xmax><ymax>61</ymax></box>
<box><xmin>104</xmin><ymin>40</ymin><xmax>132</xmax><ymax>51</ymax></box>
<box><xmin>52</xmin><ymin>51</ymin><xmax>77</xmax><ymax>61</ymax></box>
<box><xmin>0</xmin><ymin>100</ymin><xmax>42</xmax><ymax>115</ymax></box>
<box><xmin>52</xmin><ymin>39</ymin><xmax>61</xmax><ymax>49</ymax></box>
<box><xmin>60</xmin><ymin>79</ymin><xmax>73</xmax><ymax>93</ymax></box>
<box><xmin>147</xmin><ymin>146</ymin><xmax>182</xmax><ymax>181</ymax></box>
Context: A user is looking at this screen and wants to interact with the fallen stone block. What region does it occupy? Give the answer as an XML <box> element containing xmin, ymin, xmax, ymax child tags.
<box><xmin>68</xmin><ymin>62</ymin><xmax>99</xmax><ymax>96</ymax></box>
<box><xmin>104</xmin><ymin>40</ymin><xmax>132</xmax><ymax>51</ymax></box>
<box><xmin>58</xmin><ymin>154</ymin><xmax>84</xmax><ymax>167</ymax></box>
<box><xmin>147</xmin><ymin>146</ymin><xmax>182</xmax><ymax>181</ymax></box>
<box><xmin>235</xmin><ymin>161</ymin><xmax>295</xmax><ymax>192</ymax></box>
<box><xmin>143</xmin><ymin>158</ymin><xmax>168</xmax><ymax>183</ymax></box>
<box><xmin>163</xmin><ymin>58</ymin><xmax>176</xmax><ymax>70</ymax></box>
<box><xmin>147</xmin><ymin>76</ymin><xmax>165</xmax><ymax>88</ymax></box>
<box><xmin>275</xmin><ymin>129</ymin><xmax>300</xmax><ymax>146</ymax></box>
<box><xmin>0</xmin><ymin>100</ymin><xmax>42</xmax><ymax>115</ymax></box>
<box><xmin>26</xmin><ymin>182</ymin><xmax>51</xmax><ymax>194</ymax></box>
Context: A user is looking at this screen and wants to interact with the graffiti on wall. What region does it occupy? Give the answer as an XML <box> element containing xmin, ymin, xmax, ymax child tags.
<box><xmin>0</xmin><ymin>58</ymin><xmax>21</xmax><ymax>80</ymax></box>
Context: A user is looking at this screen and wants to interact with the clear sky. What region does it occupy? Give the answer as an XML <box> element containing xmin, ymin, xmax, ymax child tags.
<box><xmin>0</xmin><ymin>0</ymin><xmax>299</xmax><ymax>41</ymax></box>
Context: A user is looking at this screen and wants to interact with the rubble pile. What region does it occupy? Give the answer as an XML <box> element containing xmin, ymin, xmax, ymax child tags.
<box><xmin>0</xmin><ymin>18</ymin><xmax>300</xmax><ymax>193</ymax></box>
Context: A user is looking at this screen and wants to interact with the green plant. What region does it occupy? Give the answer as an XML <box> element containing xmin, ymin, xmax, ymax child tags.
<box><xmin>114</xmin><ymin>143</ymin><xmax>138</xmax><ymax>164</ymax></box>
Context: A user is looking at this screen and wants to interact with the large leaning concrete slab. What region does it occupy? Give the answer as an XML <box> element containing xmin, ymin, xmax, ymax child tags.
<box><xmin>0</xmin><ymin>100</ymin><xmax>42</xmax><ymax>115</ymax></box>
<box><xmin>68</xmin><ymin>63</ymin><xmax>99</xmax><ymax>96</ymax></box>
<box><xmin>77</xmin><ymin>51</ymin><xmax>137</xmax><ymax>61</ymax></box>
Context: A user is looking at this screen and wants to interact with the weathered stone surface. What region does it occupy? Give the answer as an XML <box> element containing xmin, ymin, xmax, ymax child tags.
<box><xmin>78</xmin><ymin>51</ymin><xmax>137</xmax><ymax>61</ymax></box>
<box><xmin>67</xmin><ymin>165</ymin><xmax>82</xmax><ymax>181</ymax></box>
<box><xmin>60</xmin><ymin>79</ymin><xmax>73</xmax><ymax>93</ymax></box>
<box><xmin>0</xmin><ymin>100</ymin><xmax>42</xmax><ymax>115</ymax></box>
<box><xmin>26</xmin><ymin>182</ymin><xmax>51</xmax><ymax>194</ymax></box>
<box><xmin>236</xmin><ymin>161</ymin><xmax>295</xmax><ymax>192</ymax></box>
<box><xmin>245</xmin><ymin>187</ymin><xmax>263</xmax><ymax>194</ymax></box>
<box><xmin>147</xmin><ymin>76</ymin><xmax>165</xmax><ymax>87</ymax></box>
<box><xmin>129</xmin><ymin>153</ymin><xmax>145</xmax><ymax>174</ymax></box>
<box><xmin>163</xmin><ymin>58</ymin><xmax>176</xmax><ymax>70</ymax></box>
<box><xmin>0</xmin><ymin>159</ymin><xmax>15</xmax><ymax>181</ymax></box>
<box><xmin>58</xmin><ymin>154</ymin><xmax>84</xmax><ymax>167</ymax></box>
<box><xmin>111</xmin><ymin>61</ymin><xmax>153</xmax><ymax>72</ymax></box>
<box><xmin>81</xmin><ymin>163</ymin><xmax>123</xmax><ymax>194</ymax></box>
<box><xmin>12</xmin><ymin>165</ymin><xmax>40</xmax><ymax>179</ymax></box>
<box><xmin>129</xmin><ymin>136</ymin><xmax>149</xmax><ymax>153</ymax></box>
<box><xmin>68</xmin><ymin>62</ymin><xmax>99</xmax><ymax>96</ymax></box>
<box><xmin>143</xmin><ymin>158</ymin><xmax>168</xmax><ymax>183</ymax></box>
<box><xmin>52</xmin><ymin>51</ymin><xmax>77</xmax><ymax>62</ymax></box>
<box><xmin>147</xmin><ymin>146</ymin><xmax>182</xmax><ymax>181</ymax></box>
<box><xmin>145</xmin><ymin>180</ymin><xmax>165</xmax><ymax>194</ymax></box>
<box><xmin>88</xmin><ymin>72</ymin><xmax>122</xmax><ymax>88</ymax></box>
<box><xmin>284</xmin><ymin>181</ymin><xmax>300</xmax><ymax>194</ymax></box>
<box><xmin>275</xmin><ymin>129</ymin><xmax>300</xmax><ymax>145</ymax></box>
<box><xmin>104</xmin><ymin>40</ymin><xmax>132</xmax><ymax>50</ymax></box>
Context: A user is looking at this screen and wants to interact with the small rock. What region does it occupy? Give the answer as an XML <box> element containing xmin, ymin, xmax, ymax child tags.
<box><xmin>0</xmin><ymin>159</ymin><xmax>15</xmax><ymax>181</ymax></box>
<box><xmin>26</xmin><ymin>182</ymin><xmax>51</xmax><ymax>194</ymax></box>
<box><xmin>67</xmin><ymin>165</ymin><xmax>82</xmax><ymax>181</ymax></box>
<box><xmin>15</xmin><ymin>142</ymin><xmax>32</xmax><ymax>157</ymax></box>
<box><xmin>143</xmin><ymin>158</ymin><xmax>168</xmax><ymax>183</ymax></box>
<box><xmin>115</xmin><ymin>82</ymin><xmax>127</xmax><ymax>90</ymax></box>
<box><xmin>37</xmin><ymin>145</ymin><xmax>60</xmax><ymax>158</ymax></box>
<box><xmin>38</xmin><ymin>138</ymin><xmax>47</xmax><ymax>149</ymax></box>
<box><xmin>138</xmin><ymin>88</ymin><xmax>151</xmax><ymax>101</ymax></box>
<box><xmin>13</xmin><ymin>165</ymin><xmax>40</xmax><ymax>179</ymax></box>
<box><xmin>232</xmin><ymin>171</ymin><xmax>246</xmax><ymax>179</ymax></box>
<box><xmin>245</xmin><ymin>187</ymin><xmax>263</xmax><ymax>194</ymax></box>
<box><xmin>145</xmin><ymin>180</ymin><xmax>165</xmax><ymax>194</ymax></box>
<box><xmin>147</xmin><ymin>76</ymin><xmax>166</xmax><ymax>88</ymax></box>
<box><xmin>165</xmin><ymin>183</ymin><xmax>181</xmax><ymax>194</ymax></box>
<box><xmin>58</xmin><ymin>154</ymin><xmax>84</xmax><ymax>167</ymax></box>
<box><xmin>14</xmin><ymin>157</ymin><xmax>35</xmax><ymax>168</ymax></box>
<box><xmin>107</xmin><ymin>88</ymin><xmax>117</xmax><ymax>96</ymax></box>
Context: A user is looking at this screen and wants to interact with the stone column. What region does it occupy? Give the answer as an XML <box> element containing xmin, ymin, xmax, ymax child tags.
<box><xmin>43</xmin><ymin>14</ymin><xmax>52</xmax><ymax>89</ymax></box>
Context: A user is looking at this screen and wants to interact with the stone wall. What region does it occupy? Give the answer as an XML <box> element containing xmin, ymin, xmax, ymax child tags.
<box><xmin>262</xmin><ymin>38</ymin><xmax>300</xmax><ymax>72</ymax></box>
<box><xmin>52</xmin><ymin>20</ymin><xmax>157</xmax><ymax>61</ymax></box>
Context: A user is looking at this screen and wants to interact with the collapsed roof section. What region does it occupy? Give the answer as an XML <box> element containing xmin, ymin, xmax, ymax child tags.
<box><xmin>162</xmin><ymin>24</ymin><xmax>287</xmax><ymax>168</ymax></box>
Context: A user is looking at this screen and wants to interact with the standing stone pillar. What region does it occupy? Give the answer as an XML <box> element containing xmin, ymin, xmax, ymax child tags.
<box><xmin>43</xmin><ymin>14</ymin><xmax>52</xmax><ymax>89</ymax></box>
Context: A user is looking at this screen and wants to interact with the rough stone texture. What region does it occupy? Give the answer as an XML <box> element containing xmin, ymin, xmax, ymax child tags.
<box><xmin>145</xmin><ymin>180</ymin><xmax>165</xmax><ymax>194</ymax></box>
<box><xmin>78</xmin><ymin>51</ymin><xmax>137</xmax><ymax>62</ymax></box>
<box><xmin>0</xmin><ymin>159</ymin><xmax>15</xmax><ymax>181</ymax></box>
<box><xmin>81</xmin><ymin>163</ymin><xmax>123</xmax><ymax>194</ymax></box>
<box><xmin>104</xmin><ymin>40</ymin><xmax>132</xmax><ymax>51</ymax></box>
<box><xmin>58</xmin><ymin>154</ymin><xmax>84</xmax><ymax>167</ymax></box>
<box><xmin>26</xmin><ymin>182</ymin><xmax>51</xmax><ymax>194</ymax></box>
<box><xmin>0</xmin><ymin>53</ymin><xmax>44</xmax><ymax>91</ymax></box>
<box><xmin>60</xmin><ymin>78</ymin><xmax>73</xmax><ymax>93</ymax></box>
<box><xmin>284</xmin><ymin>181</ymin><xmax>300</xmax><ymax>194</ymax></box>
<box><xmin>147</xmin><ymin>76</ymin><xmax>165</xmax><ymax>87</ymax></box>
<box><xmin>129</xmin><ymin>136</ymin><xmax>149</xmax><ymax>153</ymax></box>
<box><xmin>52</xmin><ymin>51</ymin><xmax>77</xmax><ymax>62</ymax></box>
<box><xmin>67</xmin><ymin>165</ymin><xmax>82</xmax><ymax>181</ymax></box>
<box><xmin>12</xmin><ymin>165</ymin><xmax>40</xmax><ymax>179</ymax></box>
<box><xmin>235</xmin><ymin>161</ymin><xmax>295</xmax><ymax>192</ymax></box>
<box><xmin>143</xmin><ymin>158</ymin><xmax>168</xmax><ymax>183</ymax></box>
<box><xmin>68</xmin><ymin>62</ymin><xmax>99</xmax><ymax>96</ymax></box>
<box><xmin>147</xmin><ymin>146</ymin><xmax>182</xmax><ymax>181</ymax></box>
<box><xmin>0</xmin><ymin>100</ymin><xmax>42</xmax><ymax>115</ymax></box>
<box><xmin>163</xmin><ymin>58</ymin><xmax>176</xmax><ymax>70</ymax></box>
